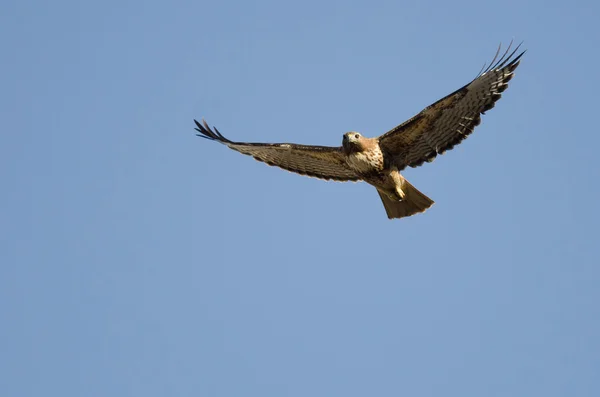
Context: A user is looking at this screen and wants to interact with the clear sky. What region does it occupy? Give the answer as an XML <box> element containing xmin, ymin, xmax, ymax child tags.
<box><xmin>2</xmin><ymin>0</ymin><xmax>599</xmax><ymax>396</ymax></box>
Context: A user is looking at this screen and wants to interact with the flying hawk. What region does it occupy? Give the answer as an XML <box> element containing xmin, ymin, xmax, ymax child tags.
<box><xmin>195</xmin><ymin>43</ymin><xmax>525</xmax><ymax>219</ymax></box>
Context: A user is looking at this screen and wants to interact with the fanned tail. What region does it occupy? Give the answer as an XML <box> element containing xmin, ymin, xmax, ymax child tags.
<box><xmin>377</xmin><ymin>179</ymin><xmax>434</xmax><ymax>219</ymax></box>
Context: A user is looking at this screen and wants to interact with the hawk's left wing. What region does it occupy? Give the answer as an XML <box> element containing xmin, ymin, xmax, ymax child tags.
<box><xmin>194</xmin><ymin>120</ymin><xmax>360</xmax><ymax>181</ymax></box>
<box><xmin>378</xmin><ymin>42</ymin><xmax>525</xmax><ymax>170</ymax></box>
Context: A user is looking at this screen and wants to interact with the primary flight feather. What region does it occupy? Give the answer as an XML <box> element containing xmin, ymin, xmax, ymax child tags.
<box><xmin>194</xmin><ymin>42</ymin><xmax>525</xmax><ymax>219</ymax></box>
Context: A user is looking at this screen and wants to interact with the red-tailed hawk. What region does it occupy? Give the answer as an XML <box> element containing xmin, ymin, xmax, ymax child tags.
<box><xmin>194</xmin><ymin>43</ymin><xmax>525</xmax><ymax>219</ymax></box>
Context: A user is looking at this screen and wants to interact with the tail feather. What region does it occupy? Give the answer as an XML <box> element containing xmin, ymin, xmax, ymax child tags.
<box><xmin>377</xmin><ymin>179</ymin><xmax>434</xmax><ymax>219</ymax></box>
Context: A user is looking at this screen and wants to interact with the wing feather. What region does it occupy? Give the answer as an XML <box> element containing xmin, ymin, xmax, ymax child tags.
<box><xmin>378</xmin><ymin>42</ymin><xmax>525</xmax><ymax>170</ymax></box>
<box><xmin>194</xmin><ymin>120</ymin><xmax>360</xmax><ymax>181</ymax></box>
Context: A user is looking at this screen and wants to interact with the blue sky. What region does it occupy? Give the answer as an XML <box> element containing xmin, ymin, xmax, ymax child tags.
<box><xmin>2</xmin><ymin>0</ymin><xmax>599</xmax><ymax>396</ymax></box>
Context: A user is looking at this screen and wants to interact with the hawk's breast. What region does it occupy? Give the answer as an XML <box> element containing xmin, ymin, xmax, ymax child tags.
<box><xmin>346</xmin><ymin>146</ymin><xmax>385</xmax><ymax>174</ymax></box>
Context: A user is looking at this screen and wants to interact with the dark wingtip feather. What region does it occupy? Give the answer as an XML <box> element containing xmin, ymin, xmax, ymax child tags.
<box><xmin>507</xmin><ymin>49</ymin><xmax>526</xmax><ymax>71</ymax></box>
<box><xmin>482</xmin><ymin>42</ymin><xmax>504</xmax><ymax>75</ymax></box>
<box><xmin>480</xmin><ymin>41</ymin><xmax>526</xmax><ymax>77</ymax></box>
<box><xmin>193</xmin><ymin>118</ymin><xmax>232</xmax><ymax>144</ymax></box>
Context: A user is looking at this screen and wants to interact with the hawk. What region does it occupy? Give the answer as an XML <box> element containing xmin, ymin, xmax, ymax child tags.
<box><xmin>194</xmin><ymin>43</ymin><xmax>525</xmax><ymax>219</ymax></box>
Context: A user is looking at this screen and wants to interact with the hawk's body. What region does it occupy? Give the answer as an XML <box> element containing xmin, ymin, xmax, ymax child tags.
<box><xmin>194</xmin><ymin>43</ymin><xmax>525</xmax><ymax>219</ymax></box>
<box><xmin>342</xmin><ymin>132</ymin><xmax>436</xmax><ymax>217</ymax></box>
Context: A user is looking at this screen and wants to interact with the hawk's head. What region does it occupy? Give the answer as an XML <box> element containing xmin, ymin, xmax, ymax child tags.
<box><xmin>342</xmin><ymin>132</ymin><xmax>363</xmax><ymax>153</ymax></box>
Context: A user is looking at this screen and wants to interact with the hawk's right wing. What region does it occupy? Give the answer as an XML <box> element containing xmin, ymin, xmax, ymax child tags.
<box><xmin>194</xmin><ymin>120</ymin><xmax>360</xmax><ymax>182</ymax></box>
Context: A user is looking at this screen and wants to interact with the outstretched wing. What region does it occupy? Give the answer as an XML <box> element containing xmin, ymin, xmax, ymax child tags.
<box><xmin>378</xmin><ymin>42</ymin><xmax>525</xmax><ymax>170</ymax></box>
<box><xmin>194</xmin><ymin>120</ymin><xmax>360</xmax><ymax>181</ymax></box>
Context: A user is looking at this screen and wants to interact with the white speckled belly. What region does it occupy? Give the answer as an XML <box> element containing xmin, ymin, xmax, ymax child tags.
<box><xmin>346</xmin><ymin>148</ymin><xmax>384</xmax><ymax>174</ymax></box>
<box><xmin>360</xmin><ymin>166</ymin><xmax>405</xmax><ymax>201</ymax></box>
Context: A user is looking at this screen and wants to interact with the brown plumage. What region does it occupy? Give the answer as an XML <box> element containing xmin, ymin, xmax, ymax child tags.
<box><xmin>194</xmin><ymin>42</ymin><xmax>525</xmax><ymax>219</ymax></box>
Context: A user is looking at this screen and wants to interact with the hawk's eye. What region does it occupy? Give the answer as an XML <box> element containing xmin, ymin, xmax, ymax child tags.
<box><xmin>355</xmin><ymin>134</ymin><xmax>359</xmax><ymax>139</ymax></box>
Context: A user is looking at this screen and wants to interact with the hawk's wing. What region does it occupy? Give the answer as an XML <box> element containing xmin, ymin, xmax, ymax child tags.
<box><xmin>378</xmin><ymin>42</ymin><xmax>525</xmax><ymax>170</ymax></box>
<box><xmin>194</xmin><ymin>120</ymin><xmax>360</xmax><ymax>181</ymax></box>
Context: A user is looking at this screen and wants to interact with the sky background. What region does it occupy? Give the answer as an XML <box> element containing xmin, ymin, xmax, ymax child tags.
<box><xmin>2</xmin><ymin>0</ymin><xmax>599</xmax><ymax>396</ymax></box>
